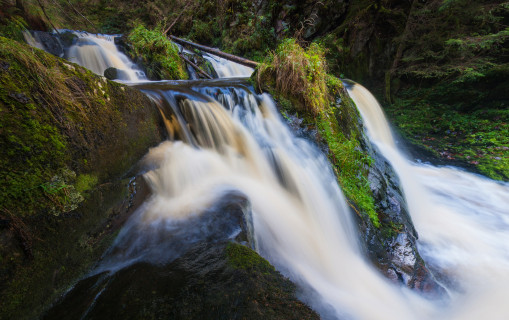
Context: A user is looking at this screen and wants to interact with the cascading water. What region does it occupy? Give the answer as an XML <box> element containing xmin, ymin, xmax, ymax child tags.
<box><xmin>65</xmin><ymin>32</ymin><xmax>146</xmax><ymax>81</ymax></box>
<box><xmin>347</xmin><ymin>82</ymin><xmax>509</xmax><ymax>319</ymax></box>
<box><xmin>203</xmin><ymin>53</ymin><xmax>254</xmax><ymax>78</ymax></box>
<box><xmin>90</xmin><ymin>79</ymin><xmax>436</xmax><ymax>320</ymax></box>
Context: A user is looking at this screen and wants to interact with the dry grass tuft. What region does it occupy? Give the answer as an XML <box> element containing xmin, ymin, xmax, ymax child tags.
<box><xmin>256</xmin><ymin>39</ymin><xmax>329</xmax><ymax>116</ymax></box>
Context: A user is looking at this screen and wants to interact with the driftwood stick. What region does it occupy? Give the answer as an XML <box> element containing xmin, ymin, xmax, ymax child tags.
<box><xmin>169</xmin><ymin>35</ymin><xmax>259</xmax><ymax>69</ymax></box>
<box><xmin>179</xmin><ymin>54</ymin><xmax>213</xmax><ymax>79</ymax></box>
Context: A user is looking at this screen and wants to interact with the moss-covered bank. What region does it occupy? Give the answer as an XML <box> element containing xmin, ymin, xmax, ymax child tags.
<box><xmin>0</xmin><ymin>37</ymin><xmax>165</xmax><ymax>319</ymax></box>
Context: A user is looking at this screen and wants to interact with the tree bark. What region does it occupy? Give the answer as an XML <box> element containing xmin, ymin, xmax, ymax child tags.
<box><xmin>170</xmin><ymin>36</ymin><xmax>259</xmax><ymax>69</ymax></box>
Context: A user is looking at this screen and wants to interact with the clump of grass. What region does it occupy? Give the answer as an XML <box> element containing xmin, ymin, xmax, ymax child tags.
<box><xmin>127</xmin><ymin>23</ymin><xmax>188</xmax><ymax>80</ymax></box>
<box><xmin>257</xmin><ymin>38</ymin><xmax>328</xmax><ymax>116</ymax></box>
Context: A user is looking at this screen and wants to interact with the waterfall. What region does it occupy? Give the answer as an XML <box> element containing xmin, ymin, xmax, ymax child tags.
<box><xmin>37</xmin><ymin>32</ymin><xmax>509</xmax><ymax>319</ymax></box>
<box><xmin>90</xmin><ymin>79</ymin><xmax>435</xmax><ymax>319</ymax></box>
<box><xmin>65</xmin><ymin>32</ymin><xmax>146</xmax><ymax>81</ymax></box>
<box><xmin>347</xmin><ymin>82</ymin><xmax>509</xmax><ymax>319</ymax></box>
<box><xmin>203</xmin><ymin>53</ymin><xmax>254</xmax><ymax>78</ymax></box>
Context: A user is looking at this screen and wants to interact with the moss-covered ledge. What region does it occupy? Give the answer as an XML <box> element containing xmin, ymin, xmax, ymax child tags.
<box><xmin>254</xmin><ymin>38</ymin><xmax>444</xmax><ymax>296</ymax></box>
<box><xmin>0</xmin><ymin>37</ymin><xmax>165</xmax><ymax>319</ymax></box>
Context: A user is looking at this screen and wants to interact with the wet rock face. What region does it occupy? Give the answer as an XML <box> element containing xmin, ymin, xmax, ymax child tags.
<box><xmin>30</xmin><ymin>31</ymin><xmax>64</xmax><ymax>57</ymax></box>
<box><xmin>278</xmin><ymin>90</ymin><xmax>444</xmax><ymax>297</ymax></box>
<box><xmin>361</xmin><ymin>140</ymin><xmax>446</xmax><ymax>298</ymax></box>
<box><xmin>43</xmin><ymin>197</ymin><xmax>319</xmax><ymax>320</ymax></box>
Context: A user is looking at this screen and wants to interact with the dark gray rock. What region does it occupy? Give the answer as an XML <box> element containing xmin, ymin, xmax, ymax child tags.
<box><xmin>357</xmin><ymin>119</ymin><xmax>446</xmax><ymax>298</ymax></box>
<box><xmin>31</xmin><ymin>31</ymin><xmax>64</xmax><ymax>57</ymax></box>
<box><xmin>104</xmin><ymin>67</ymin><xmax>129</xmax><ymax>80</ymax></box>
<box><xmin>58</xmin><ymin>31</ymin><xmax>78</xmax><ymax>48</ymax></box>
<box><xmin>42</xmin><ymin>194</ymin><xmax>318</xmax><ymax>320</ymax></box>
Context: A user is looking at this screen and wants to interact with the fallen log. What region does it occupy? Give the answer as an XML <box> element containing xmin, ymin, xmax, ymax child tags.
<box><xmin>169</xmin><ymin>35</ymin><xmax>259</xmax><ymax>69</ymax></box>
<box><xmin>179</xmin><ymin>54</ymin><xmax>213</xmax><ymax>79</ymax></box>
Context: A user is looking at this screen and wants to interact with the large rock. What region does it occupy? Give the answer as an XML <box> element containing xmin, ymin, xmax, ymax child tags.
<box><xmin>104</xmin><ymin>67</ymin><xmax>129</xmax><ymax>80</ymax></box>
<box><xmin>31</xmin><ymin>31</ymin><xmax>65</xmax><ymax>57</ymax></box>
<box><xmin>42</xmin><ymin>195</ymin><xmax>319</xmax><ymax>320</ymax></box>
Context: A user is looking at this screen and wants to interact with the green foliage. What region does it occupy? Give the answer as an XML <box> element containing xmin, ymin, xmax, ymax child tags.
<box><xmin>0</xmin><ymin>15</ymin><xmax>28</xmax><ymax>42</ymax></box>
<box><xmin>386</xmin><ymin>89</ymin><xmax>508</xmax><ymax>181</ymax></box>
<box><xmin>127</xmin><ymin>23</ymin><xmax>188</xmax><ymax>80</ymax></box>
<box><xmin>41</xmin><ymin>168</ymin><xmax>85</xmax><ymax>216</ymax></box>
<box><xmin>226</xmin><ymin>242</ymin><xmax>275</xmax><ymax>274</ymax></box>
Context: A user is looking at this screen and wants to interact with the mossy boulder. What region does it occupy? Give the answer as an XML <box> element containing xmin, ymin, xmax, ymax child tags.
<box><xmin>0</xmin><ymin>36</ymin><xmax>164</xmax><ymax>217</ymax></box>
<box><xmin>125</xmin><ymin>24</ymin><xmax>188</xmax><ymax>81</ymax></box>
<box><xmin>0</xmin><ymin>37</ymin><xmax>165</xmax><ymax>319</ymax></box>
<box><xmin>42</xmin><ymin>192</ymin><xmax>318</xmax><ymax>320</ymax></box>
<box><xmin>42</xmin><ymin>241</ymin><xmax>318</xmax><ymax>320</ymax></box>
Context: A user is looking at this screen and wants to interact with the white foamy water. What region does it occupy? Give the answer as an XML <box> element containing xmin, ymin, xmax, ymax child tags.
<box><xmin>66</xmin><ymin>32</ymin><xmax>146</xmax><ymax>81</ymax></box>
<box><xmin>56</xmin><ymin>35</ymin><xmax>509</xmax><ymax>319</ymax></box>
<box><xmin>204</xmin><ymin>53</ymin><xmax>254</xmax><ymax>78</ymax></box>
<box><xmin>96</xmin><ymin>81</ymin><xmax>437</xmax><ymax>320</ymax></box>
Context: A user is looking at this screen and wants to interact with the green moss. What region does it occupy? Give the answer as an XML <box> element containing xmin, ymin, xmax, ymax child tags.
<box><xmin>75</xmin><ymin>174</ymin><xmax>98</xmax><ymax>194</ymax></box>
<box><xmin>226</xmin><ymin>242</ymin><xmax>275</xmax><ymax>275</ymax></box>
<box><xmin>127</xmin><ymin>23</ymin><xmax>188</xmax><ymax>80</ymax></box>
<box><xmin>386</xmin><ymin>92</ymin><xmax>508</xmax><ymax>181</ymax></box>
<box><xmin>316</xmin><ymin>90</ymin><xmax>379</xmax><ymax>227</ymax></box>
<box><xmin>0</xmin><ymin>37</ymin><xmax>164</xmax><ymax>318</ymax></box>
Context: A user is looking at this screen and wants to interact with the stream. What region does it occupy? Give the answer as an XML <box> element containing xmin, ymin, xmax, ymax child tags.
<box><xmin>35</xmin><ymin>32</ymin><xmax>509</xmax><ymax>319</ymax></box>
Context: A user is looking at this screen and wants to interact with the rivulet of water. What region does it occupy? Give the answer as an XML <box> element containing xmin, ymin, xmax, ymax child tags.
<box><xmin>203</xmin><ymin>53</ymin><xmax>254</xmax><ymax>78</ymax></box>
